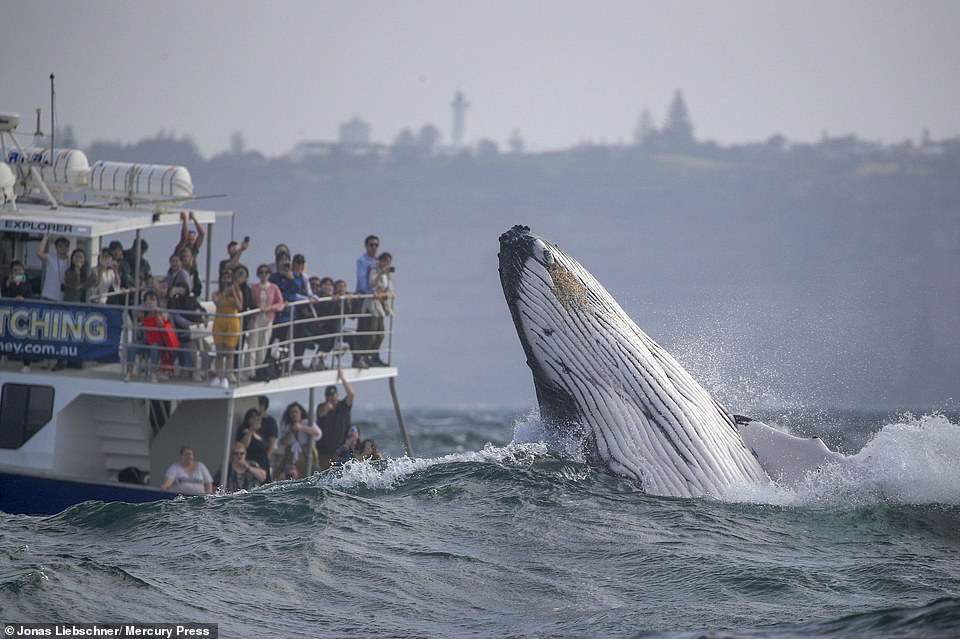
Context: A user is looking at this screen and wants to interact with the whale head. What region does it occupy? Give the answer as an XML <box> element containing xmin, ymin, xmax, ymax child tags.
<box><xmin>498</xmin><ymin>225</ymin><xmax>770</xmax><ymax>497</ymax></box>
<box><xmin>498</xmin><ymin>224</ymin><xmax>605</xmax><ymax>454</ymax></box>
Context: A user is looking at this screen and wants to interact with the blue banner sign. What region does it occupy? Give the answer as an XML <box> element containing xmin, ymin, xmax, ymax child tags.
<box><xmin>0</xmin><ymin>299</ymin><xmax>123</xmax><ymax>362</ymax></box>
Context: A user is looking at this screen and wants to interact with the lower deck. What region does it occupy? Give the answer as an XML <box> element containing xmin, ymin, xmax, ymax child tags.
<box><xmin>0</xmin><ymin>360</ymin><xmax>407</xmax><ymax>515</ymax></box>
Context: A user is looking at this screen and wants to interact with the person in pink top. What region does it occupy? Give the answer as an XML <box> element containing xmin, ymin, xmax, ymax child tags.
<box><xmin>248</xmin><ymin>264</ymin><xmax>285</xmax><ymax>374</ymax></box>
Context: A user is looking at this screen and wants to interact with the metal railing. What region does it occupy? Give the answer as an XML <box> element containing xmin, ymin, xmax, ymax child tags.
<box><xmin>0</xmin><ymin>289</ymin><xmax>394</xmax><ymax>383</ymax></box>
<box><xmin>120</xmin><ymin>292</ymin><xmax>395</xmax><ymax>383</ymax></box>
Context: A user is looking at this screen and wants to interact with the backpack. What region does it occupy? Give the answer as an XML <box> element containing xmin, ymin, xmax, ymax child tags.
<box><xmin>251</xmin><ymin>353</ymin><xmax>280</xmax><ymax>382</ymax></box>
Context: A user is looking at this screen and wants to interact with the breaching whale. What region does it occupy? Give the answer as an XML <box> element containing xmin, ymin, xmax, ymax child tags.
<box><xmin>498</xmin><ymin>225</ymin><xmax>845</xmax><ymax>498</ymax></box>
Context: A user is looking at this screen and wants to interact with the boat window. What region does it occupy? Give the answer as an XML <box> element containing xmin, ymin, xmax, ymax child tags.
<box><xmin>0</xmin><ymin>384</ymin><xmax>54</xmax><ymax>449</ymax></box>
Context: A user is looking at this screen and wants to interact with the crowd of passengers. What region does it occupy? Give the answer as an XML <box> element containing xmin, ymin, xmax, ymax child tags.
<box><xmin>2</xmin><ymin>212</ymin><xmax>395</xmax><ymax>385</ymax></box>
<box><xmin>158</xmin><ymin>385</ymin><xmax>384</xmax><ymax>496</ymax></box>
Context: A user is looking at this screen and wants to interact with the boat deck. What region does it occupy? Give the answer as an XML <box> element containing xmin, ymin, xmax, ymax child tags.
<box><xmin>0</xmin><ymin>356</ymin><xmax>398</xmax><ymax>401</ymax></box>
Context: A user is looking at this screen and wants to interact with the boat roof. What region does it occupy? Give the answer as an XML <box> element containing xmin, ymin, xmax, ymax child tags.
<box><xmin>0</xmin><ymin>200</ymin><xmax>226</xmax><ymax>240</ymax></box>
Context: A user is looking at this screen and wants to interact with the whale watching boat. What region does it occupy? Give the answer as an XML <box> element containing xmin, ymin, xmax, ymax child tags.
<box><xmin>0</xmin><ymin>103</ymin><xmax>411</xmax><ymax>516</ymax></box>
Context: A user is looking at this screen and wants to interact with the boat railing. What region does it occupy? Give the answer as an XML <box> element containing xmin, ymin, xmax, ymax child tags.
<box><xmin>120</xmin><ymin>292</ymin><xmax>395</xmax><ymax>382</ymax></box>
<box><xmin>2</xmin><ymin>292</ymin><xmax>395</xmax><ymax>383</ymax></box>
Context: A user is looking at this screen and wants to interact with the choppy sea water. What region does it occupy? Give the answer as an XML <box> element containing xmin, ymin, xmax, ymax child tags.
<box><xmin>1</xmin><ymin>407</ymin><xmax>959</xmax><ymax>638</ymax></box>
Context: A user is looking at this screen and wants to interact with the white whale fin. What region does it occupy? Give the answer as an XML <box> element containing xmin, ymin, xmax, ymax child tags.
<box><xmin>734</xmin><ymin>416</ymin><xmax>848</xmax><ymax>485</ymax></box>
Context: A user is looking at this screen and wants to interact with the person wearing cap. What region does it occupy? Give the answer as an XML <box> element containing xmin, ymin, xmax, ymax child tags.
<box><xmin>315</xmin><ymin>368</ymin><xmax>355</xmax><ymax>469</ymax></box>
<box><xmin>37</xmin><ymin>234</ymin><xmax>71</xmax><ymax>301</ymax></box>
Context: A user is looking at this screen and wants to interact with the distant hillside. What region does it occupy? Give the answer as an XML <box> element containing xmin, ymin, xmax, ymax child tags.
<box><xmin>89</xmin><ymin>136</ymin><xmax>960</xmax><ymax>409</ymax></box>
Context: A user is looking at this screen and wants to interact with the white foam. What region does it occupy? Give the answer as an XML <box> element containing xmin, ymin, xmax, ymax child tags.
<box><xmin>314</xmin><ymin>440</ymin><xmax>549</xmax><ymax>492</ymax></box>
<box><xmin>722</xmin><ymin>413</ymin><xmax>960</xmax><ymax>507</ymax></box>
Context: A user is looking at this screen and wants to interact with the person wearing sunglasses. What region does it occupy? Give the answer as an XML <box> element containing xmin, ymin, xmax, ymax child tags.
<box><xmin>225</xmin><ymin>442</ymin><xmax>266</xmax><ymax>492</ymax></box>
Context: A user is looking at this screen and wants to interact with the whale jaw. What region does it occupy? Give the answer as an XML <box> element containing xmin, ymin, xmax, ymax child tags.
<box><xmin>498</xmin><ymin>225</ymin><xmax>771</xmax><ymax>498</ymax></box>
<box><xmin>498</xmin><ymin>225</ymin><xmax>589</xmax><ymax>449</ymax></box>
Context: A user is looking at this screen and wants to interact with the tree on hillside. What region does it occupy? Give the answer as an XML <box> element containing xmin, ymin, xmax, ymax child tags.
<box><xmin>660</xmin><ymin>90</ymin><xmax>695</xmax><ymax>151</ymax></box>
<box><xmin>389</xmin><ymin>128</ymin><xmax>418</xmax><ymax>162</ymax></box>
<box><xmin>390</xmin><ymin>125</ymin><xmax>442</xmax><ymax>161</ymax></box>
<box><xmin>88</xmin><ymin>133</ymin><xmax>204</xmax><ymax>167</ymax></box>
<box><xmin>475</xmin><ymin>139</ymin><xmax>500</xmax><ymax>160</ymax></box>
<box><xmin>633</xmin><ymin>107</ymin><xmax>657</xmax><ymax>146</ymax></box>
<box><xmin>417</xmin><ymin>125</ymin><xmax>442</xmax><ymax>154</ymax></box>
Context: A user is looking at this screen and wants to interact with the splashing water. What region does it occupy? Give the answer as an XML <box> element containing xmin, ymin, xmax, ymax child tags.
<box><xmin>268</xmin><ymin>408</ymin><xmax>960</xmax><ymax>512</ymax></box>
<box><xmin>718</xmin><ymin>413</ymin><xmax>960</xmax><ymax>508</ymax></box>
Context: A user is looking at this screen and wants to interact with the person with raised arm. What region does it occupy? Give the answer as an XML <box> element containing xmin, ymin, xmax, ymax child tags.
<box><xmin>37</xmin><ymin>234</ymin><xmax>70</xmax><ymax>302</ymax></box>
<box><xmin>175</xmin><ymin>210</ymin><xmax>206</xmax><ymax>258</ymax></box>
<box><xmin>315</xmin><ymin>368</ymin><xmax>355</xmax><ymax>469</ymax></box>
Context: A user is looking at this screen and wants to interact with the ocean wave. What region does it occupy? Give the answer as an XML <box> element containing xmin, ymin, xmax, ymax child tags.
<box><xmin>314</xmin><ymin>440</ymin><xmax>550</xmax><ymax>492</ymax></box>
<box><xmin>305</xmin><ymin>411</ymin><xmax>960</xmax><ymax>510</ymax></box>
<box><xmin>631</xmin><ymin>597</ymin><xmax>960</xmax><ymax>639</ymax></box>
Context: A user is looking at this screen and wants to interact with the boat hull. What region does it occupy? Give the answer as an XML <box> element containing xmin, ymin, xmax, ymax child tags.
<box><xmin>0</xmin><ymin>471</ymin><xmax>175</xmax><ymax>516</ymax></box>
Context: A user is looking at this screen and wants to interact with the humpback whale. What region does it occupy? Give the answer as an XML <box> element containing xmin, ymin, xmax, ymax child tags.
<box><xmin>498</xmin><ymin>225</ymin><xmax>844</xmax><ymax>498</ymax></box>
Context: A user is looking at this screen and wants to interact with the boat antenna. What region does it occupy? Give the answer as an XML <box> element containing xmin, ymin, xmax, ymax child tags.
<box><xmin>33</xmin><ymin>108</ymin><xmax>43</xmax><ymax>141</ymax></box>
<box><xmin>49</xmin><ymin>73</ymin><xmax>55</xmax><ymax>162</ymax></box>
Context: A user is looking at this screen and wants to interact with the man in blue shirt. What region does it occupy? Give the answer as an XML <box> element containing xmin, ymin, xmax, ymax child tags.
<box><xmin>353</xmin><ymin>235</ymin><xmax>379</xmax><ymax>368</ymax></box>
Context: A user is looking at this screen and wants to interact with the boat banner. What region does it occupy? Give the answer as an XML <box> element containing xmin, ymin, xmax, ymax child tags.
<box><xmin>0</xmin><ymin>299</ymin><xmax>124</xmax><ymax>362</ymax></box>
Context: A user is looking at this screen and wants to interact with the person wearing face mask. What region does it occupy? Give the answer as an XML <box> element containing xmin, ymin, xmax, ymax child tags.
<box><xmin>3</xmin><ymin>260</ymin><xmax>36</xmax><ymax>373</ymax></box>
<box><xmin>3</xmin><ymin>260</ymin><xmax>32</xmax><ymax>299</ymax></box>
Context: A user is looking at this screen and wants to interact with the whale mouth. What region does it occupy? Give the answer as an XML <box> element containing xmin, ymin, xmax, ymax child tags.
<box><xmin>498</xmin><ymin>225</ymin><xmax>588</xmax><ymax>452</ymax></box>
<box><xmin>498</xmin><ymin>225</ymin><xmax>534</xmax><ymax>291</ymax></box>
<box><xmin>498</xmin><ymin>224</ymin><xmax>536</xmax><ymax>348</ymax></box>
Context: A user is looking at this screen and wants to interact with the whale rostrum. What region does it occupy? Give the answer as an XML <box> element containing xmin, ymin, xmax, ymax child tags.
<box><xmin>498</xmin><ymin>225</ymin><xmax>845</xmax><ymax>498</ymax></box>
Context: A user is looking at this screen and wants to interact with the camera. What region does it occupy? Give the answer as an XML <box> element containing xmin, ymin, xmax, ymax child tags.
<box><xmin>243</xmin><ymin>235</ymin><xmax>250</xmax><ymax>244</ymax></box>
<box><xmin>388</xmin><ymin>266</ymin><xmax>396</xmax><ymax>273</ymax></box>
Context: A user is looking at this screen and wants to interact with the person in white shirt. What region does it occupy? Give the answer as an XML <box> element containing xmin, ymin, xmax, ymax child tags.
<box><xmin>37</xmin><ymin>234</ymin><xmax>71</xmax><ymax>301</ymax></box>
<box><xmin>160</xmin><ymin>446</ymin><xmax>214</xmax><ymax>495</ymax></box>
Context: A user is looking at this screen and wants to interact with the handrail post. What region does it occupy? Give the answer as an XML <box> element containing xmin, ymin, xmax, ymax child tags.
<box><xmin>389</xmin><ymin>376</ymin><xmax>413</xmax><ymax>458</ymax></box>
<box><xmin>305</xmin><ymin>386</ymin><xmax>316</xmax><ymax>476</ymax></box>
<box><xmin>219</xmin><ymin>398</ymin><xmax>236</xmax><ymax>491</ymax></box>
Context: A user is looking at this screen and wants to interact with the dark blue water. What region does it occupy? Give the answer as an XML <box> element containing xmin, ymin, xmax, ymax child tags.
<box><xmin>2</xmin><ymin>407</ymin><xmax>959</xmax><ymax>638</ymax></box>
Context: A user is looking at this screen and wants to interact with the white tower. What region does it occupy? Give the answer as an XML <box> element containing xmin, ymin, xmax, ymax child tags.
<box><xmin>451</xmin><ymin>91</ymin><xmax>469</xmax><ymax>148</ymax></box>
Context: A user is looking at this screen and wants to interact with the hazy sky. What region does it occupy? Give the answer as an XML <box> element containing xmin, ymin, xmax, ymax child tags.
<box><xmin>4</xmin><ymin>0</ymin><xmax>959</xmax><ymax>157</ymax></box>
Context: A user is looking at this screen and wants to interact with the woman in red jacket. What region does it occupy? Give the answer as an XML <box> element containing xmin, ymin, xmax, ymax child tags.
<box><xmin>124</xmin><ymin>290</ymin><xmax>179</xmax><ymax>382</ymax></box>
